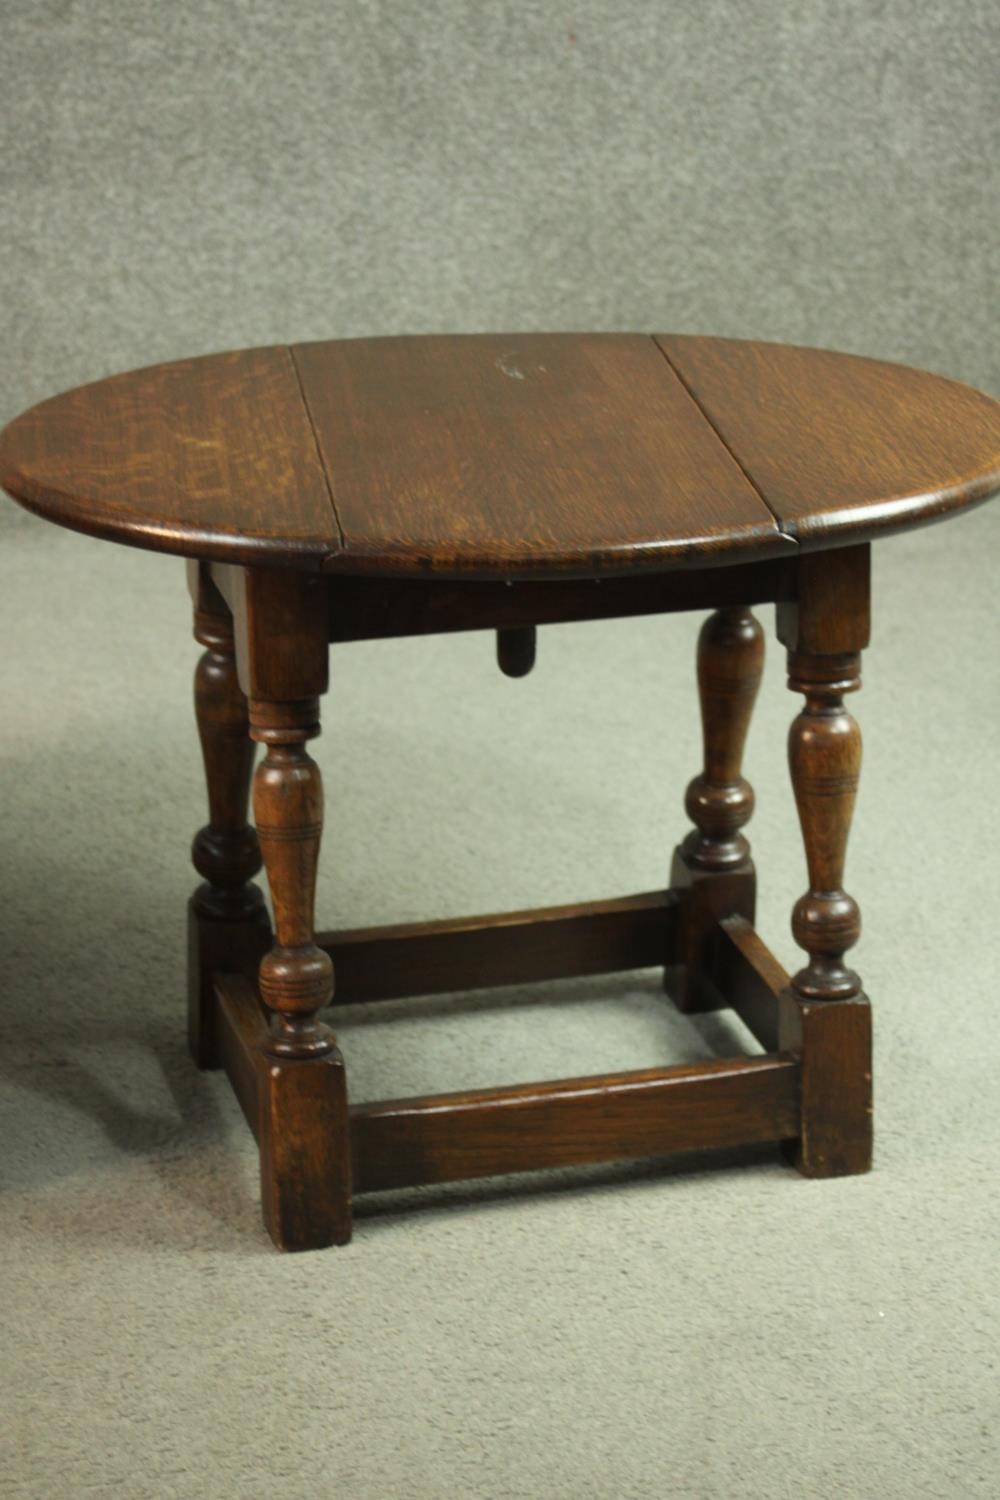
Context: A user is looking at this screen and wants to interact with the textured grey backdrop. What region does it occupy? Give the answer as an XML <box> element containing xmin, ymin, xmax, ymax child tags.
<box><xmin>2</xmin><ymin>0</ymin><xmax>999</xmax><ymax>452</ymax></box>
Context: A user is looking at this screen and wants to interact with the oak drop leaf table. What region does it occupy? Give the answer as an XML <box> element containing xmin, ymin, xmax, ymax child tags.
<box><xmin>3</xmin><ymin>334</ymin><xmax>999</xmax><ymax>1252</ymax></box>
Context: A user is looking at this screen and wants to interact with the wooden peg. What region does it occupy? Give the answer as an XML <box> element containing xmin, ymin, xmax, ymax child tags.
<box><xmin>497</xmin><ymin>626</ymin><xmax>536</xmax><ymax>677</ymax></box>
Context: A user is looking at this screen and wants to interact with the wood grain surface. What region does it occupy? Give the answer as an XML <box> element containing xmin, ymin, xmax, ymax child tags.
<box><xmin>0</xmin><ymin>347</ymin><xmax>339</xmax><ymax>567</ymax></box>
<box><xmin>350</xmin><ymin>1054</ymin><xmax>800</xmax><ymax>1193</ymax></box>
<box><xmin>316</xmin><ymin>890</ymin><xmax>679</xmax><ymax>1004</ymax></box>
<box><xmin>293</xmin><ymin>333</ymin><xmax>787</xmax><ymax>577</ymax></box>
<box><xmin>658</xmin><ymin>334</ymin><xmax>1000</xmax><ymax>549</ymax></box>
<box><xmin>2</xmin><ymin>334</ymin><xmax>999</xmax><ymax>575</ymax></box>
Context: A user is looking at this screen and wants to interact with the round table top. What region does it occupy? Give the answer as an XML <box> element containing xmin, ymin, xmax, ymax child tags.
<box><xmin>2</xmin><ymin>334</ymin><xmax>999</xmax><ymax>579</ymax></box>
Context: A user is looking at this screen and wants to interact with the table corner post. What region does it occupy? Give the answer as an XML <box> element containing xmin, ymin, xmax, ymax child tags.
<box><xmin>776</xmin><ymin>544</ymin><xmax>873</xmax><ymax>1177</ymax></box>
<box><xmin>236</xmin><ymin>565</ymin><xmax>352</xmax><ymax>1251</ymax></box>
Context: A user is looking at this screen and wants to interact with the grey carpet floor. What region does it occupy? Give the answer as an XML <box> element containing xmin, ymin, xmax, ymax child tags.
<box><xmin>1</xmin><ymin>501</ymin><xmax>998</xmax><ymax>1499</ymax></box>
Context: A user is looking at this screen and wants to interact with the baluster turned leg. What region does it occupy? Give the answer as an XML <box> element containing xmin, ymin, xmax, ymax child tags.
<box><xmin>188</xmin><ymin>563</ymin><xmax>270</xmax><ymax>1067</ymax></box>
<box><xmin>786</xmin><ymin>653</ymin><xmax>863</xmax><ymax>1003</ymax></box>
<box><xmin>249</xmin><ymin>695</ymin><xmax>351</xmax><ymax>1250</ymax></box>
<box><xmin>777</xmin><ymin>547</ymin><xmax>872</xmax><ymax>1176</ymax></box>
<box><xmin>667</xmin><ymin>606</ymin><xmax>764</xmax><ymax>1011</ymax></box>
<box><xmin>231</xmin><ymin>566</ymin><xmax>351</xmax><ymax>1251</ymax></box>
<box><xmin>250</xmin><ymin>698</ymin><xmax>333</xmax><ymax>1057</ymax></box>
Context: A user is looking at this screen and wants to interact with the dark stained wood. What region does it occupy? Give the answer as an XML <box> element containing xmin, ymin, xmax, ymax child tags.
<box><xmin>772</xmin><ymin>544</ymin><xmax>872</xmax><ymax>1178</ymax></box>
<box><xmin>220</xmin><ymin>565</ymin><xmax>330</xmax><ymax>703</ymax></box>
<box><xmin>188</xmin><ymin>901</ymin><xmax>272</xmax><ymax>1067</ymax></box>
<box><xmin>709</xmin><ymin>915</ymin><xmax>788</xmax><ymax>1053</ymax></box>
<box><xmin>189</xmin><ymin>562</ymin><xmax>261</xmax><ymax>862</ymax></box>
<box><xmin>351</xmin><ymin>1054</ymin><xmax>800</xmax><ymax>1193</ymax></box>
<box><xmin>658</xmin><ymin>335</ymin><xmax>1000</xmax><ymax>550</ymax></box>
<box><xmin>779</xmin><ymin>991</ymin><xmax>872</xmax><ymax>1177</ymax></box>
<box><xmin>187</xmin><ymin>562</ymin><xmax>270</xmax><ymax>1066</ymax></box>
<box><xmin>250</xmin><ymin>697</ymin><xmax>335</xmax><ymax>1058</ymax></box>
<box><xmin>0</xmin><ymin>348</ymin><xmax>339</xmax><ymax>566</ymax></box>
<box><xmin>217</xmin><ymin>974</ymin><xmax>353</xmax><ymax>1250</ymax></box>
<box><xmin>682</xmin><ymin>607</ymin><xmax>764</xmax><ymax>872</ymax></box>
<box><xmin>776</xmin><ymin>545</ymin><xmax>871</xmax><ymax>657</ymax></box>
<box><xmin>496</xmin><ymin>626</ymin><xmax>536</xmax><ymax>678</ymax></box>
<box><xmin>293</xmin><ymin>334</ymin><xmax>790</xmax><ymax>578</ymax></box>
<box><xmin>4</xmin><ymin>335</ymin><xmax>999</xmax><ymax>578</ymax></box>
<box><xmin>188</xmin><ymin>570</ymin><xmax>259</xmax><ymax>902</ymax></box>
<box><xmin>324</xmin><ymin>557</ymin><xmax>797</xmax><ymax>642</ymax></box>
<box><xmin>667</xmin><ymin>605</ymin><xmax>763</xmax><ymax>1014</ymax></box>
<box><xmin>226</xmin><ymin>557</ymin><xmax>352</xmax><ymax>1248</ymax></box>
<box><xmin>784</xmin><ymin>650</ymin><xmax>864</xmax><ymax>1001</ymax></box>
<box><xmin>260</xmin><ymin>1042</ymin><xmax>352</xmax><ymax>1251</ymax></box>
<box><xmin>226</xmin><ymin>562</ymin><xmax>339</xmax><ymax>1066</ymax></box>
<box><xmin>664</xmin><ymin>864</ymin><xmax>756</xmax><ymax>1015</ymax></box>
<box><xmin>6</xmin><ymin>331</ymin><xmax>987</xmax><ymax>1247</ymax></box>
<box><xmin>778</xmin><ymin>544</ymin><xmax>869</xmax><ymax>1003</ymax></box>
<box><xmin>316</xmin><ymin>891</ymin><xmax>680</xmax><ymax>1005</ymax></box>
<box><xmin>216</xmin><ymin>974</ymin><xmax>266</xmax><ymax>1139</ymax></box>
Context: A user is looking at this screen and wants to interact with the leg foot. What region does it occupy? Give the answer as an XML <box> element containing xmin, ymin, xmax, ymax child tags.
<box><xmin>260</xmin><ymin>1042</ymin><xmax>352</xmax><ymax>1250</ymax></box>
<box><xmin>780</xmin><ymin>991</ymin><xmax>872</xmax><ymax>1175</ymax></box>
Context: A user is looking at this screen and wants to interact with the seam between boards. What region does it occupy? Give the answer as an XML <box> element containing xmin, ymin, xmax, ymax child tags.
<box><xmin>287</xmin><ymin>344</ymin><xmax>347</xmax><ymax>562</ymax></box>
<box><xmin>648</xmin><ymin>335</ymin><xmax>800</xmax><ymax>546</ymax></box>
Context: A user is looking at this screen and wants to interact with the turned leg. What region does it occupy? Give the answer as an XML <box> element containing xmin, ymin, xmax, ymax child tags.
<box><xmin>249</xmin><ymin>694</ymin><xmax>351</xmax><ymax>1250</ymax></box>
<box><xmin>786</xmin><ymin>652</ymin><xmax>863</xmax><ymax>1003</ymax></box>
<box><xmin>188</xmin><ymin>565</ymin><xmax>270</xmax><ymax>1067</ymax></box>
<box><xmin>667</xmin><ymin>606</ymin><xmax>764</xmax><ymax>1011</ymax></box>
<box><xmin>250</xmin><ymin>697</ymin><xmax>333</xmax><ymax>1058</ymax></box>
<box><xmin>777</xmin><ymin>547</ymin><xmax>872</xmax><ymax>1177</ymax></box>
<box><xmin>228</xmin><ymin>565</ymin><xmax>351</xmax><ymax>1251</ymax></box>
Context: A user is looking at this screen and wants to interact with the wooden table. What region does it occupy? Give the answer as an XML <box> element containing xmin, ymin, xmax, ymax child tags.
<box><xmin>2</xmin><ymin>334</ymin><xmax>999</xmax><ymax>1251</ymax></box>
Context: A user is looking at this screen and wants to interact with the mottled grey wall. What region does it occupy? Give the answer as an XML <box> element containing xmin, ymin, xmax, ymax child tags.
<box><xmin>3</xmin><ymin>0</ymin><xmax>998</xmax><ymax>452</ymax></box>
